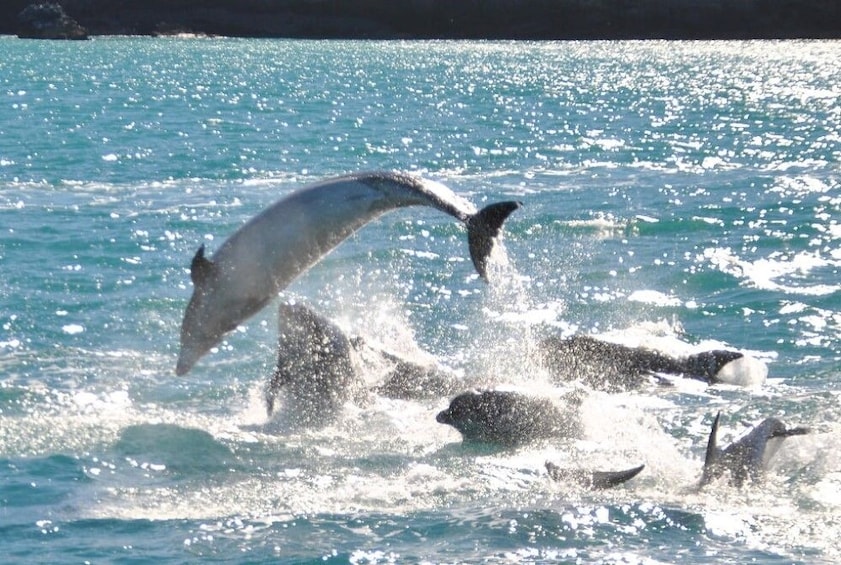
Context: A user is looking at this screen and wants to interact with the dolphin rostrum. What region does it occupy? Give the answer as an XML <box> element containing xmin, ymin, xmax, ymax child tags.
<box><xmin>177</xmin><ymin>171</ymin><xmax>521</xmax><ymax>375</ymax></box>
<box><xmin>700</xmin><ymin>411</ymin><xmax>810</xmax><ymax>487</ymax></box>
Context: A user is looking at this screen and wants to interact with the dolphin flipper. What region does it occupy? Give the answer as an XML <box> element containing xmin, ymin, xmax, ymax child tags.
<box><xmin>467</xmin><ymin>201</ymin><xmax>521</xmax><ymax>281</ymax></box>
<box><xmin>589</xmin><ymin>464</ymin><xmax>646</xmax><ymax>489</ymax></box>
<box><xmin>545</xmin><ymin>461</ymin><xmax>645</xmax><ymax>489</ymax></box>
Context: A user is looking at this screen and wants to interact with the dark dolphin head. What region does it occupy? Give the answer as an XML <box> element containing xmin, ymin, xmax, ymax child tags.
<box><xmin>437</xmin><ymin>390</ymin><xmax>579</xmax><ymax>446</ymax></box>
<box><xmin>436</xmin><ymin>391</ymin><xmax>486</xmax><ymax>432</ymax></box>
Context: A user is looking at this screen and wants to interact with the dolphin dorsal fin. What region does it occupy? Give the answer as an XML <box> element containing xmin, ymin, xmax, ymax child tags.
<box><xmin>190</xmin><ymin>244</ymin><xmax>214</xmax><ymax>286</ymax></box>
<box><xmin>704</xmin><ymin>412</ymin><xmax>721</xmax><ymax>466</ymax></box>
<box><xmin>700</xmin><ymin>412</ymin><xmax>722</xmax><ymax>486</ymax></box>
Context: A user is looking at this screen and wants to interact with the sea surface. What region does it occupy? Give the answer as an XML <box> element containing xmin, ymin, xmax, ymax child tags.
<box><xmin>1</xmin><ymin>37</ymin><xmax>840</xmax><ymax>563</ymax></box>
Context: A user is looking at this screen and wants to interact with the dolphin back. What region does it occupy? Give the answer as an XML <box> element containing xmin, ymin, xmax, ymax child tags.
<box><xmin>467</xmin><ymin>201</ymin><xmax>521</xmax><ymax>280</ymax></box>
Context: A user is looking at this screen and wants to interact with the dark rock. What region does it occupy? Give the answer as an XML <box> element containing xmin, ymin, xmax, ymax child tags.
<box><xmin>1</xmin><ymin>0</ymin><xmax>840</xmax><ymax>39</ymax></box>
<box><xmin>17</xmin><ymin>2</ymin><xmax>88</xmax><ymax>39</ymax></box>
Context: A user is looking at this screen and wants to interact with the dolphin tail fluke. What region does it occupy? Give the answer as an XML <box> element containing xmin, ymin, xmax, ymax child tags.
<box><xmin>589</xmin><ymin>464</ymin><xmax>646</xmax><ymax>489</ymax></box>
<box><xmin>466</xmin><ymin>201</ymin><xmax>522</xmax><ymax>281</ymax></box>
<box><xmin>700</xmin><ymin>411</ymin><xmax>722</xmax><ymax>486</ymax></box>
<box><xmin>545</xmin><ymin>461</ymin><xmax>645</xmax><ymax>489</ymax></box>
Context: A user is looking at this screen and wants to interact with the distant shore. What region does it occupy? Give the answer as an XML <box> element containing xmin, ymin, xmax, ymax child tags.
<box><xmin>2</xmin><ymin>0</ymin><xmax>841</xmax><ymax>40</ymax></box>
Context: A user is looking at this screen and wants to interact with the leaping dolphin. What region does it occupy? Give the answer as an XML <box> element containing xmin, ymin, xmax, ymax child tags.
<box><xmin>700</xmin><ymin>411</ymin><xmax>809</xmax><ymax>487</ymax></box>
<box><xmin>176</xmin><ymin>171</ymin><xmax>521</xmax><ymax>375</ymax></box>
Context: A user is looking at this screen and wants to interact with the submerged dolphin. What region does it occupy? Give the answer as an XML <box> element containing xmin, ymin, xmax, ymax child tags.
<box><xmin>366</xmin><ymin>343</ymin><xmax>467</xmax><ymax>401</ymax></box>
<box><xmin>176</xmin><ymin>171</ymin><xmax>521</xmax><ymax>375</ymax></box>
<box><xmin>538</xmin><ymin>335</ymin><xmax>754</xmax><ymax>392</ymax></box>
<box><xmin>700</xmin><ymin>412</ymin><xmax>810</xmax><ymax>487</ymax></box>
<box><xmin>436</xmin><ymin>389</ymin><xmax>581</xmax><ymax>446</ymax></box>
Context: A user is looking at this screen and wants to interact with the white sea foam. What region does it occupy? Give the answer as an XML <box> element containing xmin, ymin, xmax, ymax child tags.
<box><xmin>701</xmin><ymin>246</ymin><xmax>841</xmax><ymax>296</ymax></box>
<box><xmin>627</xmin><ymin>289</ymin><xmax>683</xmax><ymax>308</ymax></box>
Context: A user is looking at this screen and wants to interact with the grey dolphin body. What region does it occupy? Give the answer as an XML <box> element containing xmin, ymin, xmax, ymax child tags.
<box><xmin>177</xmin><ymin>171</ymin><xmax>521</xmax><ymax>375</ymax></box>
<box><xmin>265</xmin><ymin>301</ymin><xmax>465</xmax><ymax>420</ymax></box>
<box><xmin>436</xmin><ymin>390</ymin><xmax>581</xmax><ymax>446</ymax></box>
<box><xmin>539</xmin><ymin>335</ymin><xmax>745</xmax><ymax>392</ymax></box>
<box><xmin>368</xmin><ymin>346</ymin><xmax>465</xmax><ymax>400</ymax></box>
<box><xmin>265</xmin><ymin>303</ymin><xmax>363</xmax><ymax>427</ymax></box>
<box><xmin>700</xmin><ymin>412</ymin><xmax>810</xmax><ymax>487</ymax></box>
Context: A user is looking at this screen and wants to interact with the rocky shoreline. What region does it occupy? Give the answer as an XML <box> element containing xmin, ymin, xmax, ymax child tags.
<box><xmin>3</xmin><ymin>0</ymin><xmax>841</xmax><ymax>40</ymax></box>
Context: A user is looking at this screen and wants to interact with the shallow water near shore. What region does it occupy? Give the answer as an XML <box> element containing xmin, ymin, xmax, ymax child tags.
<box><xmin>1</xmin><ymin>37</ymin><xmax>840</xmax><ymax>563</ymax></box>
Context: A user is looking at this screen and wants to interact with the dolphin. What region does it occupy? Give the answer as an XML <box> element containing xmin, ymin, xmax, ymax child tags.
<box><xmin>367</xmin><ymin>345</ymin><xmax>467</xmax><ymax>400</ymax></box>
<box><xmin>545</xmin><ymin>461</ymin><xmax>645</xmax><ymax>489</ymax></box>
<box><xmin>265</xmin><ymin>302</ymin><xmax>364</xmax><ymax>427</ymax></box>
<box><xmin>700</xmin><ymin>411</ymin><xmax>810</xmax><ymax>487</ymax></box>
<box><xmin>265</xmin><ymin>301</ymin><xmax>467</xmax><ymax>420</ymax></box>
<box><xmin>538</xmin><ymin>335</ymin><xmax>752</xmax><ymax>392</ymax></box>
<box><xmin>436</xmin><ymin>389</ymin><xmax>581</xmax><ymax>446</ymax></box>
<box><xmin>176</xmin><ymin>171</ymin><xmax>521</xmax><ymax>375</ymax></box>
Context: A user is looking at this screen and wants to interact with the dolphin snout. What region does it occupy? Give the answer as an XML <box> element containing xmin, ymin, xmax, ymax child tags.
<box><xmin>176</xmin><ymin>326</ymin><xmax>218</xmax><ymax>376</ymax></box>
<box><xmin>176</xmin><ymin>347</ymin><xmax>202</xmax><ymax>376</ymax></box>
<box><xmin>175</xmin><ymin>356</ymin><xmax>193</xmax><ymax>376</ymax></box>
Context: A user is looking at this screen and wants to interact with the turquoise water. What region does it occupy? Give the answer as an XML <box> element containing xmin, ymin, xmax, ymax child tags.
<box><xmin>1</xmin><ymin>36</ymin><xmax>840</xmax><ymax>563</ymax></box>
